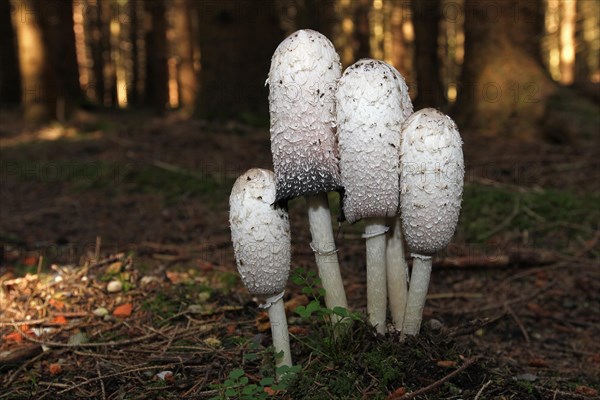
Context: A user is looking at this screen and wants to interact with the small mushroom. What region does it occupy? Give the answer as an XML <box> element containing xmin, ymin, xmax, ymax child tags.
<box><xmin>268</xmin><ymin>29</ymin><xmax>348</xmax><ymax>315</ymax></box>
<box><xmin>336</xmin><ymin>59</ymin><xmax>412</xmax><ymax>333</ymax></box>
<box><xmin>229</xmin><ymin>168</ymin><xmax>292</xmax><ymax>372</ymax></box>
<box><xmin>399</xmin><ymin>108</ymin><xmax>464</xmax><ymax>335</ymax></box>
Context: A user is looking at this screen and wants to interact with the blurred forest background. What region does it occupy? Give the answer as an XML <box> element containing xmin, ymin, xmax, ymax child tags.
<box><xmin>1</xmin><ymin>0</ymin><xmax>599</xmax><ymax>141</ymax></box>
<box><xmin>1</xmin><ymin>1</ymin><xmax>600</xmax><ymax>398</ymax></box>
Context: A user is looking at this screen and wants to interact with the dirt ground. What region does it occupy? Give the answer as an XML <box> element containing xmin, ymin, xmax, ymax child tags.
<box><xmin>0</xmin><ymin>109</ymin><xmax>598</xmax><ymax>399</ymax></box>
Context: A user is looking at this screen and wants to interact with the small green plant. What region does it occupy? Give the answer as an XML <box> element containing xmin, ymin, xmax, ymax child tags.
<box><xmin>291</xmin><ymin>267</ymin><xmax>362</xmax><ymax>324</ymax></box>
<box><xmin>210</xmin><ymin>366</ymin><xmax>301</xmax><ymax>400</ymax></box>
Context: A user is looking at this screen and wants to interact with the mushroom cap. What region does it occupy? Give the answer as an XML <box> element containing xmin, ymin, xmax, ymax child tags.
<box><xmin>336</xmin><ymin>59</ymin><xmax>413</xmax><ymax>223</ymax></box>
<box><xmin>268</xmin><ymin>29</ymin><xmax>342</xmax><ymax>203</ymax></box>
<box><xmin>399</xmin><ymin>108</ymin><xmax>464</xmax><ymax>255</ymax></box>
<box><xmin>229</xmin><ymin>168</ymin><xmax>291</xmax><ymax>296</ymax></box>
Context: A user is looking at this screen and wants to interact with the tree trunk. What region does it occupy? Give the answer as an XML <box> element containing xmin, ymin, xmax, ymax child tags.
<box><xmin>574</xmin><ymin>0</ymin><xmax>590</xmax><ymax>85</ymax></box>
<box><xmin>89</xmin><ymin>0</ymin><xmax>105</xmax><ymax>105</ymax></box>
<box><xmin>39</xmin><ymin>0</ymin><xmax>81</xmax><ymax>119</ymax></box>
<box><xmin>101</xmin><ymin>0</ymin><xmax>116</xmax><ymax>106</ymax></box>
<box><xmin>353</xmin><ymin>0</ymin><xmax>371</xmax><ymax>60</ymax></box>
<box><xmin>144</xmin><ymin>0</ymin><xmax>168</xmax><ymax>114</ymax></box>
<box><xmin>453</xmin><ymin>0</ymin><xmax>556</xmax><ymax>140</ymax></box>
<box><xmin>196</xmin><ymin>0</ymin><xmax>284</xmax><ymax>119</ymax></box>
<box><xmin>172</xmin><ymin>0</ymin><xmax>198</xmax><ymax>114</ymax></box>
<box><xmin>0</xmin><ymin>0</ymin><xmax>21</xmax><ymax>106</ymax></box>
<box><xmin>11</xmin><ymin>0</ymin><xmax>57</xmax><ymax>121</ymax></box>
<box><xmin>412</xmin><ymin>0</ymin><xmax>445</xmax><ymax>109</ymax></box>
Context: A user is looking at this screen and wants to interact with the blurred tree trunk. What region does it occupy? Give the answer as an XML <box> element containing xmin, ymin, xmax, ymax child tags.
<box><xmin>574</xmin><ymin>0</ymin><xmax>590</xmax><ymax>85</ymax></box>
<box><xmin>40</xmin><ymin>0</ymin><xmax>81</xmax><ymax>119</ymax></box>
<box><xmin>11</xmin><ymin>0</ymin><xmax>57</xmax><ymax>121</ymax></box>
<box><xmin>453</xmin><ymin>0</ymin><xmax>557</xmax><ymax>140</ymax></box>
<box><xmin>128</xmin><ymin>0</ymin><xmax>140</xmax><ymax>106</ymax></box>
<box><xmin>0</xmin><ymin>0</ymin><xmax>21</xmax><ymax>106</ymax></box>
<box><xmin>144</xmin><ymin>0</ymin><xmax>168</xmax><ymax>114</ymax></box>
<box><xmin>172</xmin><ymin>0</ymin><xmax>198</xmax><ymax>114</ymax></box>
<box><xmin>101</xmin><ymin>0</ymin><xmax>116</xmax><ymax>106</ymax></box>
<box><xmin>353</xmin><ymin>0</ymin><xmax>371</xmax><ymax>60</ymax></box>
<box><xmin>412</xmin><ymin>0</ymin><xmax>445</xmax><ymax>109</ymax></box>
<box><xmin>89</xmin><ymin>0</ymin><xmax>105</xmax><ymax>105</ymax></box>
<box><xmin>196</xmin><ymin>0</ymin><xmax>284</xmax><ymax>119</ymax></box>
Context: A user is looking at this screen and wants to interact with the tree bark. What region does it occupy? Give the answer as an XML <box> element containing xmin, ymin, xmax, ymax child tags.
<box><xmin>412</xmin><ymin>0</ymin><xmax>445</xmax><ymax>109</ymax></box>
<box><xmin>0</xmin><ymin>0</ymin><xmax>21</xmax><ymax>106</ymax></box>
<box><xmin>453</xmin><ymin>0</ymin><xmax>556</xmax><ymax>140</ymax></box>
<box><xmin>574</xmin><ymin>0</ymin><xmax>590</xmax><ymax>85</ymax></box>
<box><xmin>196</xmin><ymin>0</ymin><xmax>284</xmax><ymax>119</ymax></box>
<box><xmin>144</xmin><ymin>0</ymin><xmax>168</xmax><ymax>114</ymax></box>
<box><xmin>11</xmin><ymin>0</ymin><xmax>57</xmax><ymax>121</ymax></box>
<box><xmin>39</xmin><ymin>0</ymin><xmax>81</xmax><ymax>119</ymax></box>
<box><xmin>172</xmin><ymin>0</ymin><xmax>198</xmax><ymax>114</ymax></box>
<box><xmin>0</xmin><ymin>0</ymin><xmax>21</xmax><ymax>108</ymax></box>
<box><xmin>89</xmin><ymin>0</ymin><xmax>105</xmax><ymax>105</ymax></box>
<box><xmin>127</xmin><ymin>0</ymin><xmax>140</xmax><ymax>106</ymax></box>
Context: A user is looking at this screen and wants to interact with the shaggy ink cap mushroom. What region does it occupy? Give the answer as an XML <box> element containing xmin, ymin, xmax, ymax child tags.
<box><xmin>336</xmin><ymin>58</ymin><xmax>413</xmax><ymax>333</ymax></box>
<box><xmin>229</xmin><ymin>168</ymin><xmax>291</xmax><ymax>296</ymax></box>
<box><xmin>268</xmin><ymin>29</ymin><xmax>342</xmax><ymax>203</ymax></box>
<box><xmin>400</xmin><ymin>108</ymin><xmax>464</xmax><ymax>255</ymax></box>
<box><xmin>337</xmin><ymin>58</ymin><xmax>413</xmax><ymax>223</ymax></box>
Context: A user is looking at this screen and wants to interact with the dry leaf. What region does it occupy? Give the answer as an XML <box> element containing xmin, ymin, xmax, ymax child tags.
<box><xmin>49</xmin><ymin>298</ymin><xmax>65</xmax><ymax>310</ymax></box>
<box><xmin>23</xmin><ymin>256</ymin><xmax>37</xmax><ymax>266</ymax></box>
<box><xmin>226</xmin><ymin>324</ymin><xmax>236</xmax><ymax>335</ymax></box>
<box><xmin>113</xmin><ymin>303</ymin><xmax>133</xmax><ymax>318</ymax></box>
<box><xmin>575</xmin><ymin>386</ymin><xmax>598</xmax><ymax>397</ymax></box>
<box><xmin>288</xmin><ymin>326</ymin><xmax>309</xmax><ymax>335</ymax></box>
<box><xmin>386</xmin><ymin>387</ymin><xmax>407</xmax><ymax>399</ymax></box>
<box><xmin>50</xmin><ymin>315</ymin><xmax>68</xmax><ymax>325</ymax></box>
<box><xmin>3</xmin><ymin>332</ymin><xmax>24</xmax><ymax>343</ymax></box>
<box><xmin>48</xmin><ymin>363</ymin><xmax>62</xmax><ymax>375</ymax></box>
<box><xmin>437</xmin><ymin>360</ymin><xmax>457</xmax><ymax>368</ymax></box>
<box><xmin>528</xmin><ymin>358</ymin><xmax>548</xmax><ymax>368</ymax></box>
<box><xmin>106</xmin><ymin>261</ymin><xmax>123</xmax><ymax>274</ymax></box>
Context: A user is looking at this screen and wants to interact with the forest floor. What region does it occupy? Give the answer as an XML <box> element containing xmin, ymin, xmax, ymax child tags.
<box><xmin>0</xmin><ymin>109</ymin><xmax>599</xmax><ymax>399</ymax></box>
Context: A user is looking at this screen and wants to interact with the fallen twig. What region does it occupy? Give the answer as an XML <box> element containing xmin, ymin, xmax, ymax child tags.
<box><xmin>11</xmin><ymin>322</ymin><xmax>160</xmax><ymax>348</ymax></box>
<box><xmin>389</xmin><ymin>356</ymin><xmax>481</xmax><ymax>399</ymax></box>
<box><xmin>57</xmin><ymin>364</ymin><xmax>175</xmax><ymax>394</ymax></box>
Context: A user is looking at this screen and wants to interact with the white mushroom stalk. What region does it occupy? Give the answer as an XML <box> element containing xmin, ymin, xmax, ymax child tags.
<box><xmin>337</xmin><ymin>59</ymin><xmax>412</xmax><ymax>334</ymax></box>
<box><xmin>400</xmin><ymin>108</ymin><xmax>464</xmax><ymax>336</ymax></box>
<box><xmin>268</xmin><ymin>29</ymin><xmax>348</xmax><ymax>315</ymax></box>
<box><xmin>229</xmin><ymin>169</ymin><xmax>292</xmax><ymax>373</ymax></box>
<box><xmin>386</xmin><ymin>215</ymin><xmax>409</xmax><ymax>331</ymax></box>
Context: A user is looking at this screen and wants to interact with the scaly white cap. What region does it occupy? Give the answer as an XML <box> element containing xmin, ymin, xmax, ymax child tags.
<box><xmin>268</xmin><ymin>29</ymin><xmax>342</xmax><ymax>203</ymax></box>
<box><xmin>229</xmin><ymin>169</ymin><xmax>291</xmax><ymax>296</ymax></box>
<box><xmin>400</xmin><ymin>108</ymin><xmax>464</xmax><ymax>255</ymax></box>
<box><xmin>336</xmin><ymin>59</ymin><xmax>413</xmax><ymax>223</ymax></box>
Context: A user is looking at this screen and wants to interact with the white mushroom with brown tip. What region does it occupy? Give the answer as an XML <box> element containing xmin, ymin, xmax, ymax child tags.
<box><xmin>400</xmin><ymin>108</ymin><xmax>464</xmax><ymax>336</ymax></box>
<box><xmin>229</xmin><ymin>168</ymin><xmax>292</xmax><ymax>372</ymax></box>
<box><xmin>268</xmin><ymin>29</ymin><xmax>348</xmax><ymax>316</ymax></box>
<box><xmin>336</xmin><ymin>59</ymin><xmax>412</xmax><ymax>334</ymax></box>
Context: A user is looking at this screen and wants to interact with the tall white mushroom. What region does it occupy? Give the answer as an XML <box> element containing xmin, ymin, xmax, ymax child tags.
<box><xmin>400</xmin><ymin>108</ymin><xmax>464</xmax><ymax>336</ymax></box>
<box><xmin>336</xmin><ymin>59</ymin><xmax>412</xmax><ymax>334</ymax></box>
<box><xmin>268</xmin><ymin>29</ymin><xmax>348</xmax><ymax>315</ymax></box>
<box><xmin>229</xmin><ymin>168</ymin><xmax>292</xmax><ymax>372</ymax></box>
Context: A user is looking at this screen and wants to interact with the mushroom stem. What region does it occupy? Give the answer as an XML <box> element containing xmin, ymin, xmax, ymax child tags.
<box><xmin>306</xmin><ymin>193</ymin><xmax>348</xmax><ymax>315</ymax></box>
<box><xmin>386</xmin><ymin>216</ymin><xmax>409</xmax><ymax>332</ymax></box>
<box><xmin>364</xmin><ymin>218</ymin><xmax>388</xmax><ymax>334</ymax></box>
<box><xmin>402</xmin><ymin>254</ymin><xmax>432</xmax><ymax>336</ymax></box>
<box><xmin>266</xmin><ymin>293</ymin><xmax>292</xmax><ymax>377</ymax></box>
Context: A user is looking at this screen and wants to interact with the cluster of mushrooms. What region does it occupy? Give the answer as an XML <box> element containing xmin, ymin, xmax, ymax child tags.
<box><xmin>229</xmin><ymin>30</ymin><xmax>464</xmax><ymax>372</ymax></box>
